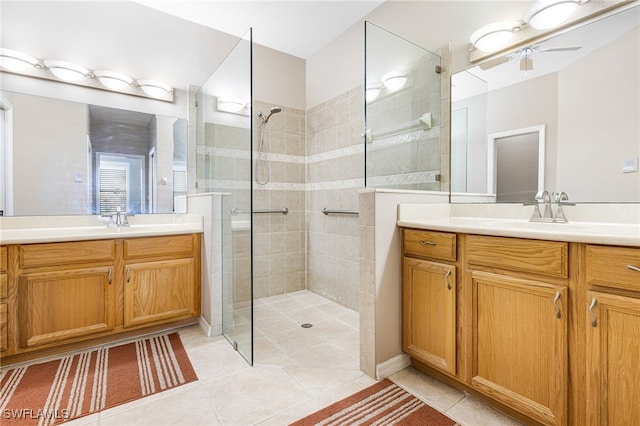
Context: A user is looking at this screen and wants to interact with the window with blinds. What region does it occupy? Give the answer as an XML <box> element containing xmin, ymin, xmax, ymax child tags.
<box><xmin>99</xmin><ymin>167</ymin><xmax>127</xmax><ymax>215</ymax></box>
<box><xmin>173</xmin><ymin>168</ymin><xmax>187</xmax><ymax>198</ymax></box>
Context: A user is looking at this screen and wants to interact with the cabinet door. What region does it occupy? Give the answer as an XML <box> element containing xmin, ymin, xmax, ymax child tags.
<box><xmin>19</xmin><ymin>266</ymin><xmax>116</xmax><ymax>347</ymax></box>
<box><xmin>471</xmin><ymin>271</ymin><xmax>567</xmax><ymax>426</ymax></box>
<box><xmin>586</xmin><ymin>291</ymin><xmax>640</xmax><ymax>426</ymax></box>
<box><xmin>403</xmin><ymin>257</ymin><xmax>456</xmax><ymax>376</ymax></box>
<box><xmin>124</xmin><ymin>258</ymin><xmax>197</xmax><ymax>328</ymax></box>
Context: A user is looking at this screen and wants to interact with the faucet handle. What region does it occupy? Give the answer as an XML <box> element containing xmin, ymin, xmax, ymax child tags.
<box><xmin>555</xmin><ymin>192</ymin><xmax>575</xmax><ymax>206</ymax></box>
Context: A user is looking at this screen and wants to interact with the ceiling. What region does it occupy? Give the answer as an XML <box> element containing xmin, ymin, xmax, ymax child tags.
<box><xmin>133</xmin><ymin>0</ymin><xmax>385</xmax><ymax>59</ymax></box>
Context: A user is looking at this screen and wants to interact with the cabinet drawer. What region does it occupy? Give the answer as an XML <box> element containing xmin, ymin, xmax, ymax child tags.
<box><xmin>404</xmin><ymin>229</ymin><xmax>456</xmax><ymax>262</ymax></box>
<box><xmin>467</xmin><ymin>235</ymin><xmax>568</xmax><ymax>278</ymax></box>
<box><xmin>20</xmin><ymin>240</ymin><xmax>115</xmax><ymax>269</ymax></box>
<box><xmin>124</xmin><ymin>234</ymin><xmax>196</xmax><ymax>260</ymax></box>
<box><xmin>0</xmin><ymin>246</ymin><xmax>7</xmax><ymax>272</ymax></box>
<box><xmin>586</xmin><ymin>245</ymin><xmax>640</xmax><ymax>291</ymax></box>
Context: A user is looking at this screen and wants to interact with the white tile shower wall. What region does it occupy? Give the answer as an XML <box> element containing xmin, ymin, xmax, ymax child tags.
<box><xmin>306</xmin><ymin>87</ymin><xmax>364</xmax><ymax>312</ymax></box>
<box><xmin>253</xmin><ymin>100</ymin><xmax>307</xmax><ymax>299</ymax></box>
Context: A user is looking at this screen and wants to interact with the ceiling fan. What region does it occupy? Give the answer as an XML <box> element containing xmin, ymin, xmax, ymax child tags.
<box><xmin>479</xmin><ymin>43</ymin><xmax>582</xmax><ymax>71</ymax></box>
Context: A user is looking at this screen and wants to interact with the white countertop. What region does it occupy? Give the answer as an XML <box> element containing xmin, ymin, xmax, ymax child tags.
<box><xmin>397</xmin><ymin>203</ymin><xmax>640</xmax><ymax>247</ymax></box>
<box><xmin>0</xmin><ymin>214</ymin><xmax>204</xmax><ymax>244</ymax></box>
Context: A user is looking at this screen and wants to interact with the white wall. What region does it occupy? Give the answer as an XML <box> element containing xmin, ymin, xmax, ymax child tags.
<box><xmin>253</xmin><ymin>44</ymin><xmax>306</xmax><ymax>110</ymax></box>
<box><xmin>6</xmin><ymin>92</ymin><xmax>89</xmax><ymax>215</ymax></box>
<box><xmin>557</xmin><ymin>27</ymin><xmax>640</xmax><ymax>201</ymax></box>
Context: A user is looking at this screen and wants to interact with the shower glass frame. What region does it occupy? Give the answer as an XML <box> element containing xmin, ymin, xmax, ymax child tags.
<box><xmin>196</xmin><ymin>29</ymin><xmax>254</xmax><ymax>365</ymax></box>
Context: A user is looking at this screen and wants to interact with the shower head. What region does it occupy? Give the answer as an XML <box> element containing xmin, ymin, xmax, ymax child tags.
<box><xmin>258</xmin><ymin>106</ymin><xmax>282</xmax><ymax>124</ymax></box>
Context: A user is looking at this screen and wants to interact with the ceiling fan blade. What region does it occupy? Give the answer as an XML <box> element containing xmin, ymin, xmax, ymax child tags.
<box><xmin>479</xmin><ymin>56</ymin><xmax>510</xmax><ymax>70</ymax></box>
<box><xmin>539</xmin><ymin>46</ymin><xmax>582</xmax><ymax>52</ymax></box>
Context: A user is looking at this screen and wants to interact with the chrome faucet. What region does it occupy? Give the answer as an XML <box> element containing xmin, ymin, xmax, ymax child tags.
<box><xmin>106</xmin><ymin>207</ymin><xmax>133</xmax><ymax>228</ymax></box>
<box><xmin>552</xmin><ymin>192</ymin><xmax>575</xmax><ymax>223</ymax></box>
<box><xmin>525</xmin><ymin>191</ymin><xmax>574</xmax><ymax>223</ymax></box>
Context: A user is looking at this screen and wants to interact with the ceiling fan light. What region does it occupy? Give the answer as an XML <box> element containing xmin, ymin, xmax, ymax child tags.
<box><xmin>0</xmin><ymin>48</ymin><xmax>38</xmax><ymax>72</ymax></box>
<box><xmin>94</xmin><ymin>70</ymin><xmax>133</xmax><ymax>90</ymax></box>
<box><xmin>136</xmin><ymin>79</ymin><xmax>173</xmax><ymax>98</ymax></box>
<box><xmin>43</xmin><ymin>59</ymin><xmax>89</xmax><ymax>82</ymax></box>
<box><xmin>525</xmin><ymin>0</ymin><xmax>582</xmax><ymax>30</ymax></box>
<box><xmin>470</xmin><ymin>21</ymin><xmax>520</xmax><ymax>53</ymax></box>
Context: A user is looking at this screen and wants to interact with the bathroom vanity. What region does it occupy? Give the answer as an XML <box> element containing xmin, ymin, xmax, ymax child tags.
<box><xmin>398</xmin><ymin>204</ymin><xmax>640</xmax><ymax>426</ymax></box>
<box><xmin>0</xmin><ymin>214</ymin><xmax>202</xmax><ymax>363</ymax></box>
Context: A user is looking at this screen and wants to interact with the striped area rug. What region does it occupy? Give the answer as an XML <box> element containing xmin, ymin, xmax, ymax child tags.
<box><xmin>291</xmin><ymin>379</ymin><xmax>458</xmax><ymax>426</ymax></box>
<box><xmin>0</xmin><ymin>333</ymin><xmax>197</xmax><ymax>425</ymax></box>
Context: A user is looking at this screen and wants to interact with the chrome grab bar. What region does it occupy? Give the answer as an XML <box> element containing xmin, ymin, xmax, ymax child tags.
<box><xmin>322</xmin><ymin>208</ymin><xmax>359</xmax><ymax>216</ymax></box>
<box><xmin>230</xmin><ymin>207</ymin><xmax>288</xmax><ymax>215</ymax></box>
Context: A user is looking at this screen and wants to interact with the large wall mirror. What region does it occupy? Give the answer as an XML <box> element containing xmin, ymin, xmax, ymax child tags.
<box><xmin>1</xmin><ymin>91</ymin><xmax>187</xmax><ymax>216</ymax></box>
<box><xmin>451</xmin><ymin>4</ymin><xmax>639</xmax><ymax>203</ymax></box>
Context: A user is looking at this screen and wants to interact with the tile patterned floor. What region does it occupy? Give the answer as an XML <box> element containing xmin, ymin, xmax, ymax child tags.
<box><xmin>66</xmin><ymin>290</ymin><xmax>522</xmax><ymax>425</ymax></box>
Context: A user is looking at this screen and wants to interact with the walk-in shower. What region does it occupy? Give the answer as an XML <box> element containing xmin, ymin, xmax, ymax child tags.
<box><xmin>255</xmin><ymin>106</ymin><xmax>281</xmax><ymax>185</ymax></box>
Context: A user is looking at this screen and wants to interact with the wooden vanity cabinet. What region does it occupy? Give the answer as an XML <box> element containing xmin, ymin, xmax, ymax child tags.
<box><xmin>3</xmin><ymin>233</ymin><xmax>200</xmax><ymax>359</ymax></box>
<box><xmin>0</xmin><ymin>246</ymin><xmax>9</xmax><ymax>352</ymax></box>
<box><xmin>17</xmin><ymin>240</ymin><xmax>117</xmax><ymax>349</ymax></box>
<box><xmin>584</xmin><ymin>244</ymin><xmax>640</xmax><ymax>426</ymax></box>
<box><xmin>467</xmin><ymin>236</ymin><xmax>569</xmax><ymax>426</ymax></box>
<box><xmin>123</xmin><ymin>234</ymin><xmax>201</xmax><ymax>328</ymax></box>
<box><xmin>402</xmin><ymin>229</ymin><xmax>458</xmax><ymax>377</ymax></box>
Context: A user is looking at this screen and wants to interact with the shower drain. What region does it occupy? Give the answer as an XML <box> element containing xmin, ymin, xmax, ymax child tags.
<box><xmin>301</xmin><ymin>323</ymin><xmax>313</xmax><ymax>329</ymax></box>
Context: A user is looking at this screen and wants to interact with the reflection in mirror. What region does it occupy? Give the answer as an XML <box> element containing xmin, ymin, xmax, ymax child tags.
<box><xmin>451</xmin><ymin>5</ymin><xmax>639</xmax><ymax>203</ymax></box>
<box><xmin>364</xmin><ymin>22</ymin><xmax>443</xmax><ymax>190</ymax></box>
<box><xmin>488</xmin><ymin>125</ymin><xmax>545</xmax><ymax>202</ymax></box>
<box><xmin>1</xmin><ymin>91</ymin><xmax>187</xmax><ymax>216</ymax></box>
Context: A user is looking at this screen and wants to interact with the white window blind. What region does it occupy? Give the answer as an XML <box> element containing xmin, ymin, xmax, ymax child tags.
<box><xmin>99</xmin><ymin>168</ymin><xmax>127</xmax><ymax>215</ymax></box>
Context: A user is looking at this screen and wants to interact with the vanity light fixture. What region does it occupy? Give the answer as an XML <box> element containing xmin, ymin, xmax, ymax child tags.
<box><xmin>217</xmin><ymin>97</ymin><xmax>248</xmax><ymax>113</ymax></box>
<box><xmin>94</xmin><ymin>70</ymin><xmax>134</xmax><ymax>90</ymax></box>
<box><xmin>0</xmin><ymin>48</ymin><xmax>39</xmax><ymax>72</ymax></box>
<box><xmin>42</xmin><ymin>59</ymin><xmax>89</xmax><ymax>82</ymax></box>
<box><xmin>136</xmin><ymin>79</ymin><xmax>173</xmax><ymax>98</ymax></box>
<box><xmin>0</xmin><ymin>47</ymin><xmax>174</xmax><ymax>102</ymax></box>
<box><xmin>470</xmin><ymin>21</ymin><xmax>522</xmax><ymax>53</ymax></box>
<box><xmin>524</xmin><ymin>0</ymin><xmax>586</xmax><ymax>30</ymax></box>
<box><xmin>381</xmin><ymin>71</ymin><xmax>408</xmax><ymax>91</ymax></box>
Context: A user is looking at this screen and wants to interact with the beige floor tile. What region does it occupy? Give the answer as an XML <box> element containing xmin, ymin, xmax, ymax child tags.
<box><xmin>99</xmin><ymin>382</ymin><xmax>222</xmax><ymax>426</ymax></box>
<box><xmin>446</xmin><ymin>395</ymin><xmax>524</xmax><ymax>426</ymax></box>
<box><xmin>389</xmin><ymin>367</ymin><xmax>465</xmax><ymax>412</ymax></box>
<box><xmin>287</xmin><ymin>342</ymin><xmax>356</xmax><ymax>369</ymax></box>
<box><xmin>201</xmin><ymin>365</ymin><xmax>311</xmax><ymax>425</ymax></box>
<box><xmin>183</xmin><ymin>338</ymin><xmax>251</xmax><ymax>383</ymax></box>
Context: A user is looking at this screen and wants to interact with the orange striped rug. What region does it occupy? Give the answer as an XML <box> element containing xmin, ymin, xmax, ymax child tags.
<box><xmin>0</xmin><ymin>333</ymin><xmax>197</xmax><ymax>425</ymax></box>
<box><xmin>291</xmin><ymin>379</ymin><xmax>458</xmax><ymax>426</ymax></box>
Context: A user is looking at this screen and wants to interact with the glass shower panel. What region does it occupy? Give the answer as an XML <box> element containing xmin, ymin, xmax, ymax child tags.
<box><xmin>196</xmin><ymin>29</ymin><xmax>253</xmax><ymax>364</ymax></box>
<box><xmin>364</xmin><ymin>22</ymin><xmax>442</xmax><ymax>190</ymax></box>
